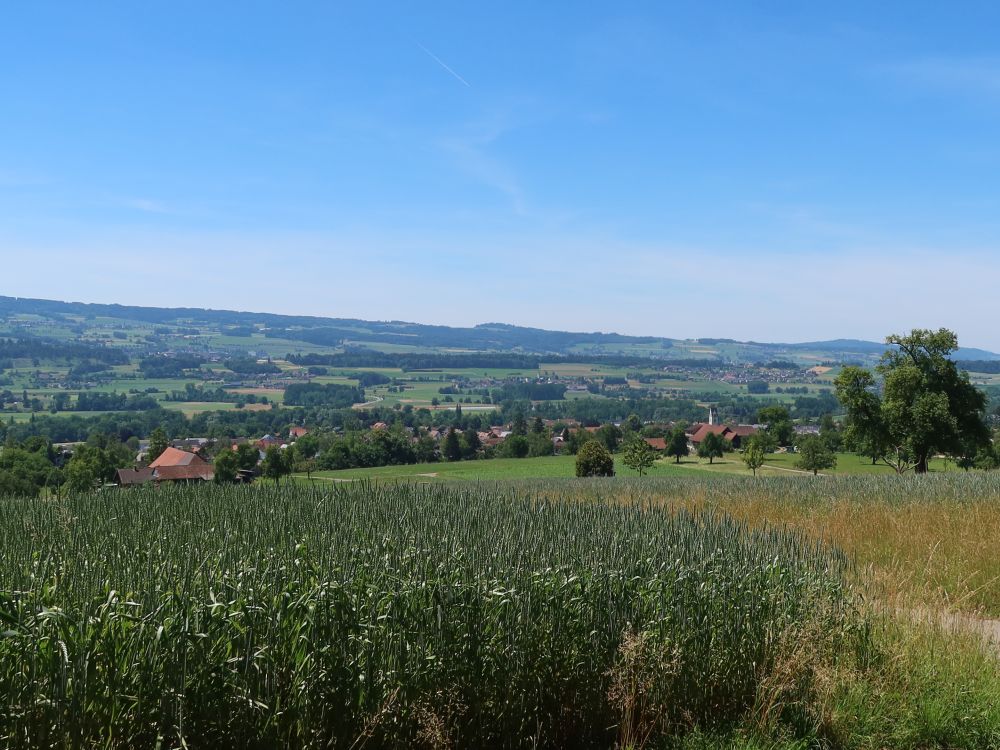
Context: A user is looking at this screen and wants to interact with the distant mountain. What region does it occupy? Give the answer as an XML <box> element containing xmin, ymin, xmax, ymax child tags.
<box><xmin>2</xmin><ymin>295</ymin><xmax>998</xmax><ymax>363</ymax></box>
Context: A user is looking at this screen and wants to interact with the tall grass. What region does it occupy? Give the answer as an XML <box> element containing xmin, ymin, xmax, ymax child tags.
<box><xmin>536</xmin><ymin>474</ymin><xmax>1000</xmax><ymax>616</ymax></box>
<box><xmin>0</xmin><ymin>482</ymin><xmax>855</xmax><ymax>748</ymax></box>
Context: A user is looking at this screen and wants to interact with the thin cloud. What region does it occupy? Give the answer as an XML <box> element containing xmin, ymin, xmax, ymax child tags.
<box><xmin>887</xmin><ymin>56</ymin><xmax>1000</xmax><ymax>97</ymax></box>
<box><xmin>417</xmin><ymin>43</ymin><xmax>471</xmax><ymax>88</ymax></box>
<box><xmin>121</xmin><ymin>197</ymin><xmax>172</xmax><ymax>214</ymax></box>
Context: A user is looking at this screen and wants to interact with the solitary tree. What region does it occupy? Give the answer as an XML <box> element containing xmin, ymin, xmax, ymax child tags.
<box><xmin>261</xmin><ymin>446</ymin><xmax>291</xmax><ymax>484</ymax></box>
<box><xmin>666</xmin><ymin>427</ymin><xmax>689</xmax><ymax>464</ymax></box>
<box><xmin>697</xmin><ymin>431</ymin><xmax>726</xmax><ymax>464</ymax></box>
<box><xmin>621</xmin><ymin>436</ymin><xmax>656</xmax><ymax>476</ymax></box>
<box><xmin>575</xmin><ymin>440</ymin><xmax>615</xmax><ymax>477</ymax></box>
<box><xmin>795</xmin><ymin>435</ymin><xmax>837</xmax><ymax>475</ymax></box>
<box><xmin>742</xmin><ymin>436</ymin><xmax>766</xmax><ymax>477</ymax></box>
<box><xmin>835</xmin><ymin>329</ymin><xmax>989</xmax><ymax>474</ymax></box>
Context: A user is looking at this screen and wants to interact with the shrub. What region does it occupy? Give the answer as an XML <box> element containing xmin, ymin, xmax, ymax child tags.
<box><xmin>576</xmin><ymin>440</ymin><xmax>615</xmax><ymax>477</ymax></box>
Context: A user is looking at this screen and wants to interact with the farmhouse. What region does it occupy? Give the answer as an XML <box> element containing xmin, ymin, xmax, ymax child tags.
<box><xmin>116</xmin><ymin>449</ymin><xmax>215</xmax><ymax>486</ymax></box>
<box><xmin>688</xmin><ymin>423</ymin><xmax>758</xmax><ymax>450</ymax></box>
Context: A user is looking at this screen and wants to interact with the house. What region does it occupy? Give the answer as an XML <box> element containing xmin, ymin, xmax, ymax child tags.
<box><xmin>152</xmin><ymin>464</ymin><xmax>215</xmax><ymax>483</ymax></box>
<box><xmin>115</xmin><ymin>462</ymin><xmax>214</xmax><ymax>487</ymax></box>
<box><xmin>689</xmin><ymin>423</ymin><xmax>758</xmax><ymax>450</ymax></box>
<box><xmin>289</xmin><ymin>426</ymin><xmax>309</xmax><ymax>439</ymax></box>
<box><xmin>170</xmin><ymin>437</ymin><xmax>209</xmax><ymax>453</ymax></box>
<box><xmin>643</xmin><ymin>437</ymin><xmax>667</xmax><ymax>451</ymax></box>
<box><xmin>371</xmin><ymin>422</ymin><xmax>389</xmax><ymax>431</ymax></box>
<box><xmin>256</xmin><ymin>435</ymin><xmax>282</xmax><ymax>451</ymax></box>
<box><xmin>150</xmin><ymin>446</ymin><xmax>208</xmax><ymax>468</ymax></box>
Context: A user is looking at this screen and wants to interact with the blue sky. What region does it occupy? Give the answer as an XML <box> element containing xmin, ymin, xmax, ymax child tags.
<box><xmin>2</xmin><ymin>2</ymin><xmax>1000</xmax><ymax>348</ymax></box>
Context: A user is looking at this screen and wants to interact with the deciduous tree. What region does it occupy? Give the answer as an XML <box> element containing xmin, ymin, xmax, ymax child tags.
<box><xmin>666</xmin><ymin>427</ymin><xmax>689</xmax><ymax>464</ymax></box>
<box><xmin>697</xmin><ymin>431</ymin><xmax>726</xmax><ymax>464</ymax></box>
<box><xmin>795</xmin><ymin>435</ymin><xmax>837</xmax><ymax>475</ymax></box>
<box><xmin>835</xmin><ymin>329</ymin><xmax>989</xmax><ymax>474</ymax></box>
<box><xmin>742</xmin><ymin>436</ymin><xmax>766</xmax><ymax>477</ymax></box>
<box><xmin>575</xmin><ymin>440</ymin><xmax>614</xmax><ymax>477</ymax></box>
<box><xmin>621</xmin><ymin>436</ymin><xmax>656</xmax><ymax>476</ymax></box>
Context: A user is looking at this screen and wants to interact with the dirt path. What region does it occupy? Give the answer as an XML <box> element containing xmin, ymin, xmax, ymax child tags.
<box><xmin>909</xmin><ymin>608</ymin><xmax>1000</xmax><ymax>651</ymax></box>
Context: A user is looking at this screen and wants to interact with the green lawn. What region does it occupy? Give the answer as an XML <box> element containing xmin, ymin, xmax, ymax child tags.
<box><xmin>295</xmin><ymin>450</ymin><xmax>963</xmax><ymax>483</ymax></box>
<box><xmin>296</xmin><ymin>454</ymin><xmax>709</xmax><ymax>482</ymax></box>
<box><xmin>661</xmin><ymin>451</ymin><xmax>960</xmax><ymax>477</ymax></box>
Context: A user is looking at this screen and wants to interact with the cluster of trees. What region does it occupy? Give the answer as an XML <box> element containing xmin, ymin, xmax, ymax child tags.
<box><xmin>283</xmin><ymin>383</ymin><xmax>365</xmax><ymax>408</ymax></box>
<box><xmin>224</xmin><ymin>358</ymin><xmax>281</xmax><ymax>376</ymax></box>
<box><xmin>492</xmin><ymin>382</ymin><xmax>567</xmax><ymax>401</ymax></box>
<box><xmin>312</xmin><ymin>427</ymin><xmax>439</xmax><ymax>470</ymax></box>
<box><xmin>0</xmin><ymin>337</ymin><xmax>128</xmax><ymax>368</ymax></box>
<box><xmin>75</xmin><ymin>392</ymin><xmax>160</xmax><ymax>412</ymax></box>
<box><xmin>288</xmin><ymin>351</ymin><xmax>544</xmax><ymax>371</ymax></box>
<box><xmin>164</xmin><ymin>382</ymin><xmax>269</xmax><ymax>407</ymax></box>
<box><xmin>138</xmin><ymin>355</ymin><xmax>205</xmax><ymax>378</ymax></box>
<box><xmin>0</xmin><ymin>434</ymin><xmax>134</xmax><ymax>496</ymax></box>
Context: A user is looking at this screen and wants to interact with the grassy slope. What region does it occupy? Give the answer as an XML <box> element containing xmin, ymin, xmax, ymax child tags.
<box><xmin>297</xmin><ymin>451</ymin><xmax>959</xmax><ymax>484</ymax></box>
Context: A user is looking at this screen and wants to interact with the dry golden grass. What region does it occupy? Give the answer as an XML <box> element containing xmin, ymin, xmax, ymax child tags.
<box><xmin>541</xmin><ymin>476</ymin><xmax>1000</xmax><ymax>617</ymax></box>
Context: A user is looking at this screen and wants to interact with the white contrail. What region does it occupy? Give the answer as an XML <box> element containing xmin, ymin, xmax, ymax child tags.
<box><xmin>417</xmin><ymin>43</ymin><xmax>471</xmax><ymax>87</ymax></box>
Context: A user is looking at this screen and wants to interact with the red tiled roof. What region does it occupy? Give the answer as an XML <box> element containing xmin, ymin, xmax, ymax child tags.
<box><xmin>289</xmin><ymin>426</ymin><xmax>309</xmax><ymax>438</ymax></box>
<box><xmin>149</xmin><ymin>446</ymin><xmax>207</xmax><ymax>468</ymax></box>
<box><xmin>690</xmin><ymin>424</ymin><xmax>733</xmax><ymax>444</ymax></box>
<box><xmin>643</xmin><ymin>438</ymin><xmax>667</xmax><ymax>451</ymax></box>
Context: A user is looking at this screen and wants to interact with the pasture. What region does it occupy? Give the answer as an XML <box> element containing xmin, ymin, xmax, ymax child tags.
<box><xmin>296</xmin><ymin>451</ymin><xmax>960</xmax><ymax>484</ymax></box>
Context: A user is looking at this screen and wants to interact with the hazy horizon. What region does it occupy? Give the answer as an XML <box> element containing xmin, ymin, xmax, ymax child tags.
<box><xmin>6</xmin><ymin>291</ymin><xmax>1000</xmax><ymax>355</ymax></box>
<box><xmin>3</xmin><ymin>3</ymin><xmax>1000</xmax><ymax>347</ymax></box>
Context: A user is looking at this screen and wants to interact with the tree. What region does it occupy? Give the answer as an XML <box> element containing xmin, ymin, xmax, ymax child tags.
<box><xmin>666</xmin><ymin>427</ymin><xmax>689</xmax><ymax>464</ymax></box>
<box><xmin>0</xmin><ymin>445</ymin><xmax>56</xmax><ymax>497</ymax></box>
<box><xmin>757</xmin><ymin>406</ymin><xmax>794</xmax><ymax>447</ymax></box>
<box><xmin>527</xmin><ymin>430</ymin><xmax>554</xmax><ymax>458</ymax></box>
<box><xmin>501</xmin><ymin>434</ymin><xmax>529</xmax><ymax>458</ymax></box>
<box><xmin>147</xmin><ymin>427</ymin><xmax>169</xmax><ymax>465</ymax></box>
<box><xmin>697</xmin><ymin>431</ymin><xmax>725</xmax><ymax>464</ymax></box>
<box><xmin>261</xmin><ymin>446</ymin><xmax>291</xmax><ymax>484</ymax></box>
<box><xmin>213</xmin><ymin>448</ymin><xmax>240</xmax><ymax>483</ymax></box>
<box><xmin>742</xmin><ymin>436</ymin><xmax>766</xmax><ymax>477</ymax></box>
<box><xmin>621</xmin><ymin>436</ymin><xmax>656</xmax><ymax>476</ymax></box>
<box><xmin>819</xmin><ymin>414</ymin><xmax>842</xmax><ymax>452</ymax></box>
<box><xmin>835</xmin><ymin>329</ymin><xmax>989</xmax><ymax>474</ymax></box>
<box><xmin>63</xmin><ymin>446</ymin><xmax>104</xmax><ymax>493</ymax></box>
<box><xmin>461</xmin><ymin>429</ymin><xmax>481</xmax><ymax>459</ymax></box>
<box><xmin>595</xmin><ymin>423</ymin><xmax>621</xmax><ymax>452</ymax></box>
<box><xmin>575</xmin><ymin>440</ymin><xmax>614</xmax><ymax>477</ymax></box>
<box><xmin>511</xmin><ymin>412</ymin><xmax>528</xmax><ymax>437</ymax></box>
<box><xmin>623</xmin><ymin>413</ymin><xmax>642</xmax><ymax>435</ymax></box>
<box><xmin>795</xmin><ymin>435</ymin><xmax>837</xmax><ymax>475</ymax></box>
<box><xmin>235</xmin><ymin>443</ymin><xmax>260</xmax><ymax>472</ymax></box>
<box><xmin>443</xmin><ymin>428</ymin><xmax>462</xmax><ymax>462</ymax></box>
